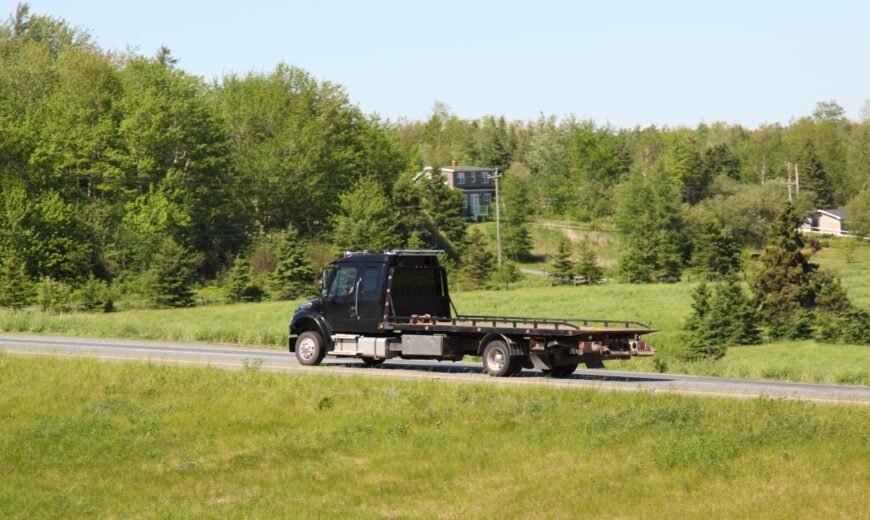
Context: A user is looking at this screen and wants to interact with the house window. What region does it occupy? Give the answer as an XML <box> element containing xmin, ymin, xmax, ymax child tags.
<box><xmin>456</xmin><ymin>172</ymin><xmax>465</xmax><ymax>185</ymax></box>
<box><xmin>483</xmin><ymin>193</ymin><xmax>491</xmax><ymax>205</ymax></box>
<box><xmin>468</xmin><ymin>172</ymin><xmax>476</xmax><ymax>184</ymax></box>
<box><xmin>482</xmin><ymin>173</ymin><xmax>490</xmax><ymax>184</ymax></box>
<box><xmin>470</xmin><ymin>194</ymin><xmax>480</xmax><ymax>214</ymax></box>
<box><xmin>462</xmin><ymin>195</ymin><xmax>468</xmax><ymax>209</ymax></box>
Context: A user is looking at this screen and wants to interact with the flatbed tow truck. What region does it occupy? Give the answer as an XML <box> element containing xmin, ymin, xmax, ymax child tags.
<box><xmin>289</xmin><ymin>250</ymin><xmax>655</xmax><ymax>377</ymax></box>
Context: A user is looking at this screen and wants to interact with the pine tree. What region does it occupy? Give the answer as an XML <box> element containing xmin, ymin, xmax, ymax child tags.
<box><xmin>751</xmin><ymin>204</ymin><xmax>818</xmax><ymax>339</ymax></box>
<box><xmin>227</xmin><ymin>254</ymin><xmax>262</xmax><ymax>302</ymax></box>
<box><xmin>799</xmin><ymin>144</ymin><xmax>834</xmax><ymax>208</ymax></box>
<box><xmin>0</xmin><ymin>253</ymin><xmax>33</xmax><ymax>309</ymax></box>
<box><xmin>683</xmin><ymin>279</ymin><xmax>758</xmax><ymax>361</ymax></box>
<box><xmin>550</xmin><ymin>237</ymin><xmax>575</xmax><ymax>284</ymax></box>
<box><xmin>500</xmin><ymin>175</ymin><xmax>533</xmax><ymax>259</ymax></box>
<box><xmin>460</xmin><ymin>228</ymin><xmax>495</xmax><ymax>290</ymax></box>
<box><xmin>690</xmin><ymin>217</ymin><xmax>742</xmax><ymax>279</ymax></box>
<box><xmin>575</xmin><ymin>238</ymin><xmax>603</xmax><ymax>285</ymax></box>
<box><xmin>77</xmin><ymin>275</ymin><xmax>114</xmax><ymax>313</ymax></box>
<box><xmin>616</xmin><ymin>170</ymin><xmax>687</xmax><ymax>283</ymax></box>
<box><xmin>144</xmin><ymin>238</ymin><xmax>199</xmax><ymax>308</ymax></box>
<box><xmin>271</xmin><ymin>224</ymin><xmax>316</xmax><ymax>300</ymax></box>
<box><xmin>419</xmin><ymin>174</ymin><xmax>467</xmax><ymax>249</ymax></box>
<box><xmin>710</xmin><ymin>277</ymin><xmax>760</xmax><ymax>346</ymax></box>
<box><xmin>813</xmin><ymin>269</ymin><xmax>870</xmax><ymax>344</ymax></box>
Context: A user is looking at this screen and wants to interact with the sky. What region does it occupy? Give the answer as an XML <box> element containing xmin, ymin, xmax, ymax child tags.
<box><xmin>13</xmin><ymin>0</ymin><xmax>870</xmax><ymax>128</ymax></box>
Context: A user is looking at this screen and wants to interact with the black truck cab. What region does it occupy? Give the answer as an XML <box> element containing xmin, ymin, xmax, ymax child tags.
<box><xmin>290</xmin><ymin>250</ymin><xmax>451</xmax><ymax>348</ymax></box>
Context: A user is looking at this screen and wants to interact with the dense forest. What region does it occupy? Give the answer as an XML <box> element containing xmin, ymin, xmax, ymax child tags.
<box><xmin>2</xmin><ymin>5</ymin><xmax>870</xmax><ymax>310</ymax></box>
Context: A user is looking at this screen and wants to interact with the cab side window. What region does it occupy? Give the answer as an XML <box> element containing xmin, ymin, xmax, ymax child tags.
<box><xmin>361</xmin><ymin>267</ymin><xmax>380</xmax><ymax>294</ymax></box>
<box><xmin>328</xmin><ymin>267</ymin><xmax>357</xmax><ymax>297</ymax></box>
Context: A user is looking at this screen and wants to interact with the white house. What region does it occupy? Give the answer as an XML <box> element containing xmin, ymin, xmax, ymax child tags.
<box><xmin>802</xmin><ymin>208</ymin><xmax>849</xmax><ymax>236</ymax></box>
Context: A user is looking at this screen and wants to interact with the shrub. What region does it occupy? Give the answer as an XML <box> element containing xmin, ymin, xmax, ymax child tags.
<box><xmin>77</xmin><ymin>276</ymin><xmax>115</xmax><ymax>312</ymax></box>
<box><xmin>35</xmin><ymin>276</ymin><xmax>72</xmax><ymax>313</ymax></box>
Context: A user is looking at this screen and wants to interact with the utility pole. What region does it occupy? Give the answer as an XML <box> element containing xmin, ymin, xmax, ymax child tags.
<box><xmin>785</xmin><ymin>161</ymin><xmax>799</xmax><ymax>202</ymax></box>
<box><xmin>794</xmin><ymin>163</ymin><xmax>800</xmax><ymax>193</ymax></box>
<box><xmin>490</xmin><ymin>170</ymin><xmax>503</xmax><ymax>267</ymax></box>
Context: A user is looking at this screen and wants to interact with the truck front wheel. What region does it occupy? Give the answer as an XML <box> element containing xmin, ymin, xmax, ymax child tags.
<box><xmin>295</xmin><ymin>331</ymin><xmax>326</xmax><ymax>366</ymax></box>
<box><xmin>483</xmin><ymin>340</ymin><xmax>521</xmax><ymax>377</ymax></box>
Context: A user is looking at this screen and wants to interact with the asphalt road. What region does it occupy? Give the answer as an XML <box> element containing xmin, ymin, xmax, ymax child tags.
<box><xmin>2</xmin><ymin>333</ymin><xmax>869</xmax><ymax>406</ymax></box>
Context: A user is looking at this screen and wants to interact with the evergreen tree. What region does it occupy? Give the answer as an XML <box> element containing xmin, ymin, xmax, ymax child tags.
<box><xmin>575</xmin><ymin>238</ymin><xmax>603</xmax><ymax>284</ymax></box>
<box><xmin>683</xmin><ymin>279</ymin><xmax>759</xmax><ymax>362</ymax></box>
<box><xmin>813</xmin><ymin>269</ymin><xmax>870</xmax><ymax>344</ymax></box>
<box><xmin>711</xmin><ymin>277</ymin><xmax>761</xmax><ymax>346</ymax></box>
<box><xmin>690</xmin><ymin>217</ymin><xmax>742</xmax><ymax>279</ymax></box>
<box><xmin>77</xmin><ymin>275</ymin><xmax>114</xmax><ymax>312</ymax></box>
<box><xmin>419</xmin><ymin>173</ymin><xmax>467</xmax><ymax>250</ymax></box>
<box><xmin>616</xmin><ymin>170</ymin><xmax>687</xmax><ymax>282</ymax></box>
<box><xmin>143</xmin><ymin>238</ymin><xmax>199</xmax><ymax>308</ymax></box>
<box><xmin>460</xmin><ymin>228</ymin><xmax>495</xmax><ymax>290</ymax></box>
<box><xmin>683</xmin><ymin>282</ymin><xmax>718</xmax><ymax>360</ymax></box>
<box><xmin>550</xmin><ymin>237</ymin><xmax>574</xmax><ymax>284</ymax></box>
<box><xmin>500</xmin><ymin>174</ymin><xmax>533</xmax><ymax>259</ymax></box>
<box><xmin>0</xmin><ymin>253</ymin><xmax>33</xmax><ymax>309</ymax></box>
<box><xmin>617</xmin><ymin>214</ymin><xmax>658</xmax><ymax>283</ymax></box>
<box><xmin>271</xmin><ymin>224</ymin><xmax>315</xmax><ymax>300</ymax></box>
<box><xmin>798</xmin><ymin>144</ymin><xmax>834</xmax><ymax>208</ymax></box>
<box><xmin>227</xmin><ymin>254</ymin><xmax>262</xmax><ymax>302</ymax></box>
<box><xmin>751</xmin><ymin>204</ymin><xmax>818</xmax><ymax>339</ymax></box>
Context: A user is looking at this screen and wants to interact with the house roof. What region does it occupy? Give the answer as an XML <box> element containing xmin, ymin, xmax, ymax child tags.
<box><xmin>440</xmin><ymin>165</ymin><xmax>495</xmax><ymax>172</ymax></box>
<box><xmin>818</xmin><ymin>208</ymin><xmax>848</xmax><ymax>220</ymax></box>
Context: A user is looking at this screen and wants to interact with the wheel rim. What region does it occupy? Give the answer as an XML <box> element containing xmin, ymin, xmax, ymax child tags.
<box><xmin>487</xmin><ymin>347</ymin><xmax>506</xmax><ymax>372</ymax></box>
<box><xmin>298</xmin><ymin>337</ymin><xmax>317</xmax><ymax>361</ymax></box>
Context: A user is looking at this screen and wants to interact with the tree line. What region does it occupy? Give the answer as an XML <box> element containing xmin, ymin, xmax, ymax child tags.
<box><xmin>3</xmin><ymin>4</ymin><xmax>870</xmax><ymax>311</ymax></box>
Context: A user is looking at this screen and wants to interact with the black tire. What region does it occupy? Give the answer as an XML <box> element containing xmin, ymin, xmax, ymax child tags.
<box><xmin>483</xmin><ymin>340</ymin><xmax>519</xmax><ymax>377</ymax></box>
<box><xmin>360</xmin><ymin>357</ymin><xmax>384</xmax><ymax>368</ymax></box>
<box><xmin>551</xmin><ymin>363</ymin><xmax>578</xmax><ymax>378</ymax></box>
<box><xmin>295</xmin><ymin>330</ymin><xmax>326</xmax><ymax>366</ymax></box>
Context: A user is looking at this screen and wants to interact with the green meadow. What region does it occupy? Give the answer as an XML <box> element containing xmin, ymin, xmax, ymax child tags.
<box><xmin>0</xmin><ymin>354</ymin><xmax>867</xmax><ymax>519</ymax></box>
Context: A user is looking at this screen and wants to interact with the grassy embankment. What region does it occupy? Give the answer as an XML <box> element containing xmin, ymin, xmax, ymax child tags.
<box><xmin>0</xmin><ymin>229</ymin><xmax>868</xmax><ymax>385</ymax></box>
<box><xmin>1</xmin><ymin>354</ymin><xmax>867</xmax><ymax>519</ymax></box>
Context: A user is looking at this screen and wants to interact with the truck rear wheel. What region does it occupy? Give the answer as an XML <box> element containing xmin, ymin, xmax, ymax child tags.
<box><xmin>549</xmin><ymin>363</ymin><xmax>578</xmax><ymax>378</ymax></box>
<box><xmin>483</xmin><ymin>340</ymin><xmax>521</xmax><ymax>377</ymax></box>
<box><xmin>295</xmin><ymin>331</ymin><xmax>326</xmax><ymax>366</ymax></box>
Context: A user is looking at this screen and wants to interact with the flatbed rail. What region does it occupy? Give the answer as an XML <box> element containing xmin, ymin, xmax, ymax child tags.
<box><xmin>383</xmin><ymin>314</ymin><xmax>657</xmax><ymax>336</ymax></box>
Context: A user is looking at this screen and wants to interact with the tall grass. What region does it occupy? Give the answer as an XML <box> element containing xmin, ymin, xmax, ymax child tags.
<box><xmin>0</xmin><ymin>354</ymin><xmax>867</xmax><ymax>519</ymax></box>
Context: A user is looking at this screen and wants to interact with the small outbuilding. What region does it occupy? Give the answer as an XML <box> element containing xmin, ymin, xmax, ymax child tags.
<box><xmin>802</xmin><ymin>208</ymin><xmax>849</xmax><ymax>236</ymax></box>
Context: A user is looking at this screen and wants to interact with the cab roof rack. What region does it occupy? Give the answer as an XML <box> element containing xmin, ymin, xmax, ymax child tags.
<box><xmin>386</xmin><ymin>249</ymin><xmax>445</xmax><ymax>256</ymax></box>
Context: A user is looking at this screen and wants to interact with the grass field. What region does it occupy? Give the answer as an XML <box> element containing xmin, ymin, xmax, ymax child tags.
<box><xmin>1</xmin><ymin>354</ymin><xmax>867</xmax><ymax>519</ymax></box>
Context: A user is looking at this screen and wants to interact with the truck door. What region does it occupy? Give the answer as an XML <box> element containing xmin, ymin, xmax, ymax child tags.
<box><xmin>323</xmin><ymin>263</ymin><xmax>384</xmax><ymax>333</ymax></box>
<box><xmin>323</xmin><ymin>265</ymin><xmax>358</xmax><ymax>332</ymax></box>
